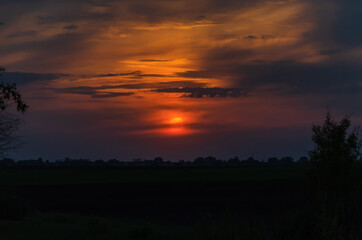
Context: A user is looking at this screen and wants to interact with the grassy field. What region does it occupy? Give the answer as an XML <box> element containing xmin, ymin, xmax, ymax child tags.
<box><xmin>0</xmin><ymin>166</ymin><xmax>307</xmax><ymax>185</ymax></box>
<box><xmin>0</xmin><ymin>165</ymin><xmax>360</xmax><ymax>239</ymax></box>
<box><xmin>0</xmin><ymin>212</ymin><xmax>193</xmax><ymax>240</ymax></box>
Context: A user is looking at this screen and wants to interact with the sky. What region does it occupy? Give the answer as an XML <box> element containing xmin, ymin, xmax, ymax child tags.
<box><xmin>0</xmin><ymin>0</ymin><xmax>361</xmax><ymax>161</ymax></box>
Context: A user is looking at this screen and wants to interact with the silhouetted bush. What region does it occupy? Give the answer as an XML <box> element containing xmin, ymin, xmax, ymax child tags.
<box><xmin>308</xmin><ymin>113</ymin><xmax>362</xmax><ymax>239</ymax></box>
<box><xmin>0</xmin><ymin>67</ymin><xmax>28</xmax><ymax>158</ymax></box>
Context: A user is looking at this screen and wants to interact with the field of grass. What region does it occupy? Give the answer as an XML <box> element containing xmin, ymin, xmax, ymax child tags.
<box><xmin>0</xmin><ymin>165</ymin><xmax>361</xmax><ymax>239</ymax></box>
<box><xmin>0</xmin><ymin>166</ymin><xmax>307</xmax><ymax>185</ymax></box>
<box><xmin>0</xmin><ymin>212</ymin><xmax>192</xmax><ymax>240</ymax></box>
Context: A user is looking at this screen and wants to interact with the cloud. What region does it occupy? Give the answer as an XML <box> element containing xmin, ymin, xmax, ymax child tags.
<box><xmin>244</xmin><ymin>35</ymin><xmax>275</xmax><ymax>40</ymax></box>
<box><xmin>138</xmin><ymin>59</ymin><xmax>174</xmax><ymax>62</ymax></box>
<box><xmin>153</xmin><ymin>87</ymin><xmax>244</xmax><ymax>98</ymax></box>
<box><xmin>199</xmin><ymin>60</ymin><xmax>362</xmax><ymax>95</ymax></box>
<box><xmin>110</xmin><ymin>81</ymin><xmax>208</xmax><ymax>89</ymax></box>
<box><xmin>136</xmin><ymin>73</ymin><xmax>167</xmax><ymax>78</ymax></box>
<box><xmin>328</xmin><ymin>1</ymin><xmax>362</xmax><ymax>47</ymax></box>
<box><xmin>244</xmin><ymin>35</ymin><xmax>258</xmax><ymax>40</ymax></box>
<box><xmin>0</xmin><ymin>32</ymin><xmax>94</xmax><ymax>71</ymax></box>
<box><xmin>89</xmin><ymin>71</ymin><xmax>167</xmax><ymax>79</ymax></box>
<box><xmin>2</xmin><ymin>0</ymin><xmax>362</xmax><ymax>97</ymax></box>
<box><xmin>0</xmin><ymin>0</ymin><xmax>280</xmax><ymax>73</ymax></box>
<box><xmin>197</xmin><ymin>42</ymin><xmax>362</xmax><ymax>96</ymax></box>
<box><xmin>92</xmin><ymin>71</ymin><xmax>142</xmax><ymax>78</ymax></box>
<box><xmin>51</xmin><ymin>79</ymin><xmax>208</xmax><ymax>98</ymax></box>
<box><xmin>36</xmin><ymin>12</ymin><xmax>114</xmax><ymax>25</ymax></box>
<box><xmin>54</xmin><ymin>86</ymin><xmax>134</xmax><ymax>99</ymax></box>
<box><xmin>261</xmin><ymin>35</ymin><xmax>275</xmax><ymax>39</ymax></box>
<box><xmin>319</xmin><ymin>49</ymin><xmax>340</xmax><ymax>56</ymax></box>
<box><xmin>1</xmin><ymin>72</ymin><xmax>66</xmax><ymax>85</ymax></box>
<box><xmin>204</xmin><ymin>47</ymin><xmax>254</xmax><ymax>63</ymax></box>
<box><xmin>125</xmin><ymin>0</ymin><xmax>264</xmax><ymax>24</ymax></box>
<box><xmin>0</xmin><ymin>22</ymin><xmax>4</xmax><ymax>26</ymax></box>
<box><xmin>176</xmin><ymin>71</ymin><xmax>213</xmax><ymax>79</ymax></box>
<box><xmin>63</xmin><ymin>24</ymin><xmax>78</xmax><ymax>30</ymax></box>
<box><xmin>7</xmin><ymin>30</ymin><xmax>37</xmax><ymax>38</ymax></box>
<box><xmin>52</xmin><ymin>80</ymin><xmax>208</xmax><ymax>98</ymax></box>
<box><xmin>91</xmin><ymin>92</ymin><xmax>134</xmax><ymax>99</ymax></box>
<box><xmin>301</xmin><ymin>0</ymin><xmax>362</xmax><ymax>50</ymax></box>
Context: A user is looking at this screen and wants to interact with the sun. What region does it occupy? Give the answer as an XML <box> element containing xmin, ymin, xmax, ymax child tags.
<box><xmin>169</xmin><ymin>117</ymin><xmax>183</xmax><ymax>124</ymax></box>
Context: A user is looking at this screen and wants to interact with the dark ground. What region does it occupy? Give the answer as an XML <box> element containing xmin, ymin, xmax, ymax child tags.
<box><xmin>1</xmin><ymin>166</ymin><xmax>361</xmax><ymax>239</ymax></box>
<box><xmin>1</xmin><ymin>168</ymin><xmax>306</xmax><ymax>225</ymax></box>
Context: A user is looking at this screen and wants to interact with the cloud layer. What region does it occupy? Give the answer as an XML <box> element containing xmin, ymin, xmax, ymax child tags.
<box><xmin>1</xmin><ymin>0</ymin><xmax>361</xmax><ymax>160</ymax></box>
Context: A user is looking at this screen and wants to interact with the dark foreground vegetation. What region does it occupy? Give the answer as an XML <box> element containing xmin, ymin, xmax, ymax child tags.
<box><xmin>0</xmin><ymin>155</ymin><xmax>309</xmax><ymax>168</ymax></box>
<box><xmin>0</xmin><ymin>166</ymin><xmax>322</xmax><ymax>239</ymax></box>
<box><xmin>0</xmin><ymin>163</ymin><xmax>361</xmax><ymax>240</ymax></box>
<box><xmin>0</xmin><ymin>114</ymin><xmax>361</xmax><ymax>239</ymax></box>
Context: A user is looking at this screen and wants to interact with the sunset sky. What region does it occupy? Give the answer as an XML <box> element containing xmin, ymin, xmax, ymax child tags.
<box><xmin>1</xmin><ymin>0</ymin><xmax>361</xmax><ymax>161</ymax></box>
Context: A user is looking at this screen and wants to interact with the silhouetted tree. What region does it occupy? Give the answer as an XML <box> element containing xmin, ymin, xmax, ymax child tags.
<box><xmin>227</xmin><ymin>156</ymin><xmax>240</xmax><ymax>165</ymax></box>
<box><xmin>297</xmin><ymin>156</ymin><xmax>309</xmax><ymax>164</ymax></box>
<box><xmin>194</xmin><ymin>157</ymin><xmax>205</xmax><ymax>164</ymax></box>
<box><xmin>280</xmin><ymin>156</ymin><xmax>294</xmax><ymax>164</ymax></box>
<box><xmin>153</xmin><ymin>157</ymin><xmax>163</xmax><ymax>163</ymax></box>
<box><xmin>309</xmin><ymin>113</ymin><xmax>361</xmax><ymax>239</ymax></box>
<box><xmin>267</xmin><ymin>157</ymin><xmax>278</xmax><ymax>164</ymax></box>
<box><xmin>309</xmin><ymin>113</ymin><xmax>360</xmax><ymax>196</ymax></box>
<box><xmin>242</xmin><ymin>156</ymin><xmax>260</xmax><ymax>166</ymax></box>
<box><xmin>0</xmin><ymin>67</ymin><xmax>28</xmax><ymax>158</ymax></box>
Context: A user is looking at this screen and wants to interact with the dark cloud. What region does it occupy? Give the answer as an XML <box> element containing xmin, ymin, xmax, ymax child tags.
<box><xmin>89</xmin><ymin>71</ymin><xmax>167</xmax><ymax>79</ymax></box>
<box><xmin>110</xmin><ymin>0</ymin><xmax>265</xmax><ymax>24</ymax></box>
<box><xmin>138</xmin><ymin>59</ymin><xmax>174</xmax><ymax>62</ymax></box>
<box><xmin>93</xmin><ymin>71</ymin><xmax>142</xmax><ymax>78</ymax></box>
<box><xmin>137</xmin><ymin>73</ymin><xmax>167</xmax><ymax>78</ymax></box>
<box><xmin>261</xmin><ymin>35</ymin><xmax>275</xmax><ymax>39</ymax></box>
<box><xmin>214</xmin><ymin>33</ymin><xmax>239</xmax><ymax>41</ymax></box>
<box><xmin>63</xmin><ymin>24</ymin><xmax>78</xmax><ymax>30</ymax></box>
<box><xmin>153</xmin><ymin>87</ymin><xmax>244</xmax><ymax>98</ymax></box>
<box><xmin>196</xmin><ymin>15</ymin><xmax>206</xmax><ymax>21</ymax></box>
<box><xmin>36</xmin><ymin>12</ymin><xmax>114</xmax><ymax>25</ymax></box>
<box><xmin>244</xmin><ymin>35</ymin><xmax>275</xmax><ymax>40</ymax></box>
<box><xmin>54</xmin><ymin>86</ymin><xmax>134</xmax><ymax>98</ymax></box>
<box><xmin>51</xmin><ymin>80</ymin><xmax>208</xmax><ymax>98</ymax></box>
<box><xmin>0</xmin><ymin>32</ymin><xmax>93</xmax><ymax>71</ymax></box>
<box><xmin>205</xmin><ymin>47</ymin><xmax>253</xmax><ymax>63</ymax></box>
<box><xmin>330</xmin><ymin>1</ymin><xmax>362</xmax><ymax>47</ymax></box>
<box><xmin>203</xmin><ymin>61</ymin><xmax>362</xmax><ymax>95</ymax></box>
<box><xmin>52</xmin><ymin>81</ymin><xmax>208</xmax><ymax>98</ymax></box>
<box><xmin>319</xmin><ymin>49</ymin><xmax>341</xmax><ymax>56</ymax></box>
<box><xmin>303</xmin><ymin>0</ymin><xmax>362</xmax><ymax>50</ymax></box>
<box><xmin>111</xmin><ymin>81</ymin><xmax>208</xmax><ymax>89</ymax></box>
<box><xmin>0</xmin><ymin>22</ymin><xmax>4</xmax><ymax>26</ymax></box>
<box><xmin>244</xmin><ymin>35</ymin><xmax>258</xmax><ymax>40</ymax></box>
<box><xmin>1</xmin><ymin>72</ymin><xmax>66</xmax><ymax>85</ymax></box>
<box><xmin>199</xmin><ymin>42</ymin><xmax>362</xmax><ymax>95</ymax></box>
<box><xmin>78</xmin><ymin>91</ymin><xmax>134</xmax><ymax>99</ymax></box>
<box><xmin>6</xmin><ymin>30</ymin><xmax>37</xmax><ymax>38</ymax></box>
<box><xmin>176</xmin><ymin>71</ymin><xmax>213</xmax><ymax>79</ymax></box>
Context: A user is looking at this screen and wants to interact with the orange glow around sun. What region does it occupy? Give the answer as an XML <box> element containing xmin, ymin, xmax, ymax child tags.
<box><xmin>130</xmin><ymin>110</ymin><xmax>201</xmax><ymax>136</ymax></box>
<box><xmin>170</xmin><ymin>117</ymin><xmax>183</xmax><ymax>124</ymax></box>
<box><xmin>165</xmin><ymin>116</ymin><xmax>187</xmax><ymax>135</ymax></box>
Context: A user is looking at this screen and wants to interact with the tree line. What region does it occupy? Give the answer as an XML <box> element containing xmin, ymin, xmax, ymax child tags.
<box><xmin>0</xmin><ymin>155</ymin><xmax>318</xmax><ymax>167</ymax></box>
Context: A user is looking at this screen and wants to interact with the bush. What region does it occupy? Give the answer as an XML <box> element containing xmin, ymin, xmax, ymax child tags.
<box><xmin>308</xmin><ymin>113</ymin><xmax>362</xmax><ymax>239</ymax></box>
